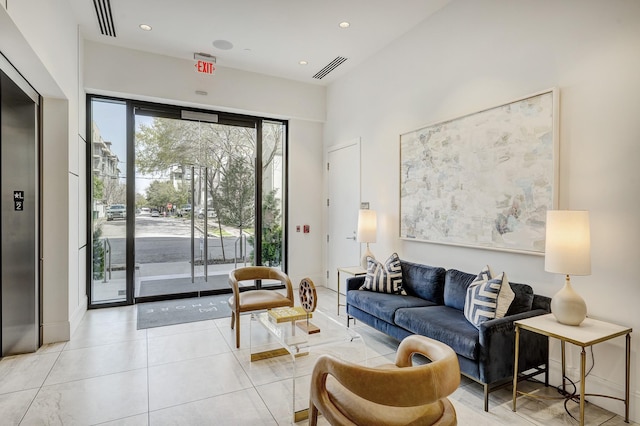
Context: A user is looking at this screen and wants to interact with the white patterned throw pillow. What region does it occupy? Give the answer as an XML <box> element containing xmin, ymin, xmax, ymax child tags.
<box><xmin>464</xmin><ymin>265</ymin><xmax>514</xmax><ymax>328</ymax></box>
<box><xmin>495</xmin><ymin>270</ymin><xmax>515</xmax><ymax>319</ymax></box>
<box><xmin>360</xmin><ymin>253</ymin><xmax>406</xmax><ymax>295</ymax></box>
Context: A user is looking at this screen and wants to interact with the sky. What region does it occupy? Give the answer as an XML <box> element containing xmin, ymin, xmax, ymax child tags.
<box><xmin>92</xmin><ymin>99</ymin><xmax>154</xmax><ymax>195</ymax></box>
<box><xmin>91</xmin><ymin>99</ymin><xmax>127</xmax><ymax>160</ymax></box>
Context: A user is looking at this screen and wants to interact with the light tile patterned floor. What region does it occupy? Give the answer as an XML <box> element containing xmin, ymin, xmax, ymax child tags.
<box><xmin>0</xmin><ymin>287</ymin><xmax>635</xmax><ymax>425</ymax></box>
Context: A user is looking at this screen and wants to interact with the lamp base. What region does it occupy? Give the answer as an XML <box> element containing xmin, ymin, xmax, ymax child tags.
<box><xmin>551</xmin><ymin>275</ymin><xmax>587</xmax><ymax>326</ymax></box>
<box><xmin>361</xmin><ymin>244</ymin><xmax>374</xmax><ymax>270</ymax></box>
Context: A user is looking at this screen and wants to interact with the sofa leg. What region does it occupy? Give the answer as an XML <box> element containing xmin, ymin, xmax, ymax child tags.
<box><xmin>545</xmin><ymin>359</ymin><xmax>550</xmax><ymax>387</ymax></box>
<box><xmin>484</xmin><ymin>384</ymin><xmax>489</xmax><ymax>412</ymax></box>
<box><xmin>346</xmin><ymin>315</ymin><xmax>356</xmax><ymax>328</ymax></box>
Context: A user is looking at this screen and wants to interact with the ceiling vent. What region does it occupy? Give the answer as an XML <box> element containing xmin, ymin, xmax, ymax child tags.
<box><xmin>312</xmin><ymin>56</ymin><xmax>348</xmax><ymax>79</ymax></box>
<box><xmin>93</xmin><ymin>0</ymin><xmax>116</xmax><ymax>37</ymax></box>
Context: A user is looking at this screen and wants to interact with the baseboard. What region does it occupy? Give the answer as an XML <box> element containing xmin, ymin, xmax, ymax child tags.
<box><xmin>41</xmin><ymin>320</ymin><xmax>70</xmax><ymax>344</ymax></box>
<box><xmin>545</xmin><ymin>357</ymin><xmax>637</xmax><ymax>422</ymax></box>
<box><xmin>577</xmin><ymin>373</ymin><xmax>639</xmax><ymax>422</ymax></box>
<box><xmin>41</xmin><ymin>296</ymin><xmax>87</xmax><ymax>345</ymax></box>
<box><xmin>69</xmin><ymin>295</ymin><xmax>88</xmax><ymax>338</ymax></box>
<box><xmin>632</xmin><ymin>390</ymin><xmax>640</xmax><ymax>423</ymax></box>
<box><xmin>290</xmin><ymin>273</ymin><xmax>326</xmax><ymax>290</ymax></box>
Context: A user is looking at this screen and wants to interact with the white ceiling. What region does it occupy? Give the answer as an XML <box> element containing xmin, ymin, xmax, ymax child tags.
<box><xmin>68</xmin><ymin>0</ymin><xmax>451</xmax><ymax>85</ymax></box>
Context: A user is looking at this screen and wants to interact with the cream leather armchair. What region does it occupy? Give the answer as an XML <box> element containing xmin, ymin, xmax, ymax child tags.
<box><xmin>228</xmin><ymin>266</ymin><xmax>294</xmax><ymax>348</ymax></box>
<box><xmin>309</xmin><ymin>334</ymin><xmax>460</xmax><ymax>426</ymax></box>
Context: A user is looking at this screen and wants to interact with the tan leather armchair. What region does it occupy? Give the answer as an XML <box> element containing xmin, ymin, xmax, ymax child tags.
<box><xmin>228</xmin><ymin>266</ymin><xmax>294</xmax><ymax>348</ymax></box>
<box><xmin>309</xmin><ymin>334</ymin><xmax>460</xmax><ymax>426</ymax></box>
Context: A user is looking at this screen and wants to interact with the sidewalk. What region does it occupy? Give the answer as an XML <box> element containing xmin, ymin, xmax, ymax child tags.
<box><xmin>93</xmin><ymin>260</ymin><xmax>246</xmax><ymax>303</ymax></box>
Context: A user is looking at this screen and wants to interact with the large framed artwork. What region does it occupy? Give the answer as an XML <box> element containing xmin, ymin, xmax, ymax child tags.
<box><xmin>400</xmin><ymin>88</ymin><xmax>558</xmax><ymax>254</ymax></box>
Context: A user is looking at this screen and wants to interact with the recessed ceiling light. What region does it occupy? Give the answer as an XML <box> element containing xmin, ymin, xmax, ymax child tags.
<box><xmin>299</xmin><ymin>60</ymin><xmax>308</xmax><ymax>66</ymax></box>
<box><xmin>213</xmin><ymin>40</ymin><xmax>234</xmax><ymax>50</ymax></box>
<box><xmin>139</xmin><ymin>24</ymin><xmax>152</xmax><ymax>31</ymax></box>
<box><xmin>339</xmin><ymin>21</ymin><xmax>350</xmax><ymax>29</ymax></box>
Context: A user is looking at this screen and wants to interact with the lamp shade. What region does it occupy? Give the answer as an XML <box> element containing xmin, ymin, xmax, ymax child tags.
<box><xmin>544</xmin><ymin>210</ymin><xmax>591</xmax><ymax>276</ymax></box>
<box><xmin>357</xmin><ymin>209</ymin><xmax>377</xmax><ymax>243</ymax></box>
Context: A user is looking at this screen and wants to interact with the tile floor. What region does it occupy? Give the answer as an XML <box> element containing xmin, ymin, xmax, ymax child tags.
<box><xmin>0</xmin><ymin>287</ymin><xmax>635</xmax><ymax>425</ymax></box>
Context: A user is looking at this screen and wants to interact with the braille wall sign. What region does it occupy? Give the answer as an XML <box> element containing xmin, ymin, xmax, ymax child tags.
<box><xmin>14</xmin><ymin>191</ymin><xmax>24</xmax><ymax>211</ymax></box>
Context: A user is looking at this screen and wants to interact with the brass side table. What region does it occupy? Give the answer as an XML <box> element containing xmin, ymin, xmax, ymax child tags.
<box><xmin>513</xmin><ymin>313</ymin><xmax>632</xmax><ymax>425</ymax></box>
<box><xmin>336</xmin><ymin>266</ymin><xmax>366</xmax><ymax>316</ymax></box>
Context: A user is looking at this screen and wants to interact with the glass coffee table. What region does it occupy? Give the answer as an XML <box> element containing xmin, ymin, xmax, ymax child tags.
<box><xmin>250</xmin><ymin>308</ymin><xmax>366</xmax><ymax>423</ymax></box>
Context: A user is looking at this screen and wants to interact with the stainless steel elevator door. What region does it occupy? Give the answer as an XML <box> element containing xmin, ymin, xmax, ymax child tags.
<box><xmin>0</xmin><ymin>66</ymin><xmax>39</xmax><ymax>356</ymax></box>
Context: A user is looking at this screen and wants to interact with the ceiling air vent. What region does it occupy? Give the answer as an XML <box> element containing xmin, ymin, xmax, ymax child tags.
<box><xmin>93</xmin><ymin>0</ymin><xmax>116</xmax><ymax>37</ymax></box>
<box><xmin>312</xmin><ymin>56</ymin><xmax>348</xmax><ymax>79</ymax></box>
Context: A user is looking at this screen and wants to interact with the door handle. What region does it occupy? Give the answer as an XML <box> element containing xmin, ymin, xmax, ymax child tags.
<box><xmin>346</xmin><ymin>236</ymin><xmax>356</xmax><ymax>240</ymax></box>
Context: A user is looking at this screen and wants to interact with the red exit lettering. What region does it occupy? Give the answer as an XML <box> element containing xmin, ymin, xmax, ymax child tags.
<box><xmin>195</xmin><ymin>60</ymin><xmax>215</xmax><ymax>74</ymax></box>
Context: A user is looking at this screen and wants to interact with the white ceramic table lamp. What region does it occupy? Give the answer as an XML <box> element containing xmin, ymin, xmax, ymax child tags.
<box><xmin>357</xmin><ymin>209</ymin><xmax>377</xmax><ymax>270</ymax></box>
<box><xmin>544</xmin><ymin>210</ymin><xmax>591</xmax><ymax>326</ymax></box>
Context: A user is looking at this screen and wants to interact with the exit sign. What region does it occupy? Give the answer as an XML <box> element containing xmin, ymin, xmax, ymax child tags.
<box><xmin>193</xmin><ymin>53</ymin><xmax>217</xmax><ymax>75</ymax></box>
<box><xmin>195</xmin><ymin>60</ymin><xmax>215</xmax><ymax>74</ymax></box>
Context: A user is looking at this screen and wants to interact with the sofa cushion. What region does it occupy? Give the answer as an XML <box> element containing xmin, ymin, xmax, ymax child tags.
<box><xmin>444</xmin><ymin>269</ymin><xmax>476</xmax><ymax>310</ymax></box>
<box><xmin>395</xmin><ymin>306</ymin><xmax>480</xmax><ymax>360</ymax></box>
<box><xmin>347</xmin><ymin>290</ymin><xmax>435</xmax><ymax>323</ymax></box>
<box><xmin>400</xmin><ymin>261</ymin><xmax>446</xmax><ymax>304</ymax></box>
<box><xmin>360</xmin><ymin>253</ymin><xmax>406</xmax><ymax>295</ymax></box>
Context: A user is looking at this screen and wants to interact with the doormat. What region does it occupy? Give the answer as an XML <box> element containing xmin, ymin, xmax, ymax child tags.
<box><xmin>137</xmin><ymin>294</ymin><xmax>231</xmax><ymax>329</ymax></box>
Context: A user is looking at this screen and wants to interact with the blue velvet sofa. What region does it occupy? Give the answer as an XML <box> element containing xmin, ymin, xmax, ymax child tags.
<box><xmin>346</xmin><ymin>260</ymin><xmax>551</xmax><ymax>411</ymax></box>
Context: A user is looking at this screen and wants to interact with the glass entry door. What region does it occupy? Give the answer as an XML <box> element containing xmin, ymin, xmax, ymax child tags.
<box><xmin>133</xmin><ymin>112</ymin><xmax>256</xmax><ymax>301</ymax></box>
<box><xmin>89</xmin><ymin>96</ymin><xmax>286</xmax><ymax>307</ymax></box>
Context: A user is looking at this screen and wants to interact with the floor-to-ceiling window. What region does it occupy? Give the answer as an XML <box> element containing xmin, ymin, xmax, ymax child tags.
<box><xmin>88</xmin><ymin>97</ymin><xmax>287</xmax><ymax>307</ymax></box>
<box><xmin>89</xmin><ymin>98</ymin><xmax>128</xmax><ymax>305</ymax></box>
<box><xmin>260</xmin><ymin>121</ymin><xmax>286</xmax><ymax>288</ymax></box>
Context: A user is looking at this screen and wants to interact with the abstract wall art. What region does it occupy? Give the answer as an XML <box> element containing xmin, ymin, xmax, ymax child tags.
<box><xmin>400</xmin><ymin>89</ymin><xmax>558</xmax><ymax>254</ymax></box>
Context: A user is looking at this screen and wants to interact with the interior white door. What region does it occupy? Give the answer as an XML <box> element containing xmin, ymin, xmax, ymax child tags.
<box><xmin>327</xmin><ymin>140</ymin><xmax>360</xmax><ymax>293</ymax></box>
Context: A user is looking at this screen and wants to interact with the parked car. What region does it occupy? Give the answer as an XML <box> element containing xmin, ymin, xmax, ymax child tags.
<box><xmin>177</xmin><ymin>204</ymin><xmax>191</xmax><ymax>217</ymax></box>
<box><xmin>151</xmin><ymin>209</ymin><xmax>160</xmax><ymax>217</ymax></box>
<box><xmin>139</xmin><ymin>207</ymin><xmax>151</xmax><ymax>215</ymax></box>
<box><xmin>197</xmin><ymin>208</ymin><xmax>216</xmax><ymax>219</ymax></box>
<box><xmin>106</xmin><ymin>204</ymin><xmax>126</xmax><ymax>221</ymax></box>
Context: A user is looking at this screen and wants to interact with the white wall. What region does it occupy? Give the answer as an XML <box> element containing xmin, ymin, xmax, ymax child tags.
<box><xmin>325</xmin><ymin>0</ymin><xmax>640</xmax><ymax>420</ymax></box>
<box><xmin>288</xmin><ymin>120</ymin><xmax>325</xmax><ymax>286</ymax></box>
<box><xmin>1</xmin><ymin>0</ymin><xmax>85</xmax><ymax>343</ymax></box>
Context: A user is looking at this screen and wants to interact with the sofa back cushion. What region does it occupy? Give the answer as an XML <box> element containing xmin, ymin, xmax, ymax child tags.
<box><xmin>400</xmin><ymin>261</ymin><xmax>446</xmax><ymax>304</ymax></box>
<box><xmin>505</xmin><ymin>282</ymin><xmax>534</xmax><ymax>315</ymax></box>
<box><xmin>444</xmin><ymin>269</ymin><xmax>476</xmax><ymax>310</ymax></box>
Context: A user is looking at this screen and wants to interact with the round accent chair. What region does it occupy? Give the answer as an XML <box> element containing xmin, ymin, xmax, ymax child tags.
<box><xmin>309</xmin><ymin>334</ymin><xmax>460</xmax><ymax>426</ymax></box>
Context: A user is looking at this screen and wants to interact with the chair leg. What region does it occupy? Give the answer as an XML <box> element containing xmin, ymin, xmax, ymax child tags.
<box><xmin>230</xmin><ymin>312</ymin><xmax>235</xmax><ymax>330</ymax></box>
<box><xmin>309</xmin><ymin>402</ymin><xmax>319</xmax><ymax>426</ymax></box>
<box><xmin>235</xmin><ymin>312</ymin><xmax>241</xmax><ymax>349</ymax></box>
